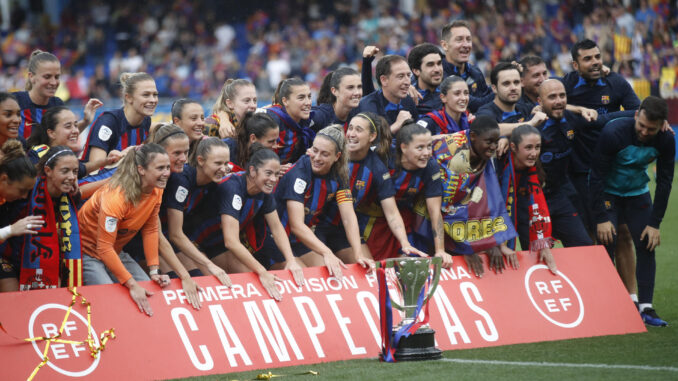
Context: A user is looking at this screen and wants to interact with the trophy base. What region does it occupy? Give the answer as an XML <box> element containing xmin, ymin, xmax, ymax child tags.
<box><xmin>383</xmin><ymin>327</ymin><xmax>442</xmax><ymax>362</ymax></box>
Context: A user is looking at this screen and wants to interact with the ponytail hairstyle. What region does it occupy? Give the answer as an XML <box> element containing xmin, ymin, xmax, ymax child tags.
<box><xmin>272</xmin><ymin>77</ymin><xmax>306</xmax><ymax>105</ymax></box>
<box><xmin>395</xmin><ymin>120</ymin><xmax>430</xmax><ymax>171</ymax></box>
<box><xmin>25</xmin><ymin>50</ymin><xmax>60</xmax><ymax>91</ymax></box>
<box><xmin>26</xmin><ymin>105</ymin><xmax>71</xmax><ymax>147</ymax></box>
<box><xmin>37</xmin><ymin>145</ymin><xmax>77</xmax><ymax>176</ymax></box>
<box><xmin>120</xmin><ymin>72</ymin><xmax>155</xmax><ymax>106</ymax></box>
<box><xmin>108</xmin><ymin>143</ymin><xmax>167</xmax><ymax>204</ymax></box>
<box><xmin>237</xmin><ymin>112</ymin><xmax>278</xmax><ymax>167</ymax></box>
<box><xmin>189</xmin><ymin>137</ymin><xmax>229</xmax><ymax>167</ymax></box>
<box><xmin>510</xmin><ymin>124</ymin><xmax>545</xmax><ymax>184</ymax></box>
<box><xmin>148</xmin><ymin>122</ymin><xmax>188</xmax><ymax>148</ymax></box>
<box><xmin>171</xmin><ymin>98</ymin><xmax>202</xmax><ymax>121</ymax></box>
<box><xmin>212</xmin><ymin>79</ymin><xmax>254</xmax><ymax>115</ymax></box>
<box><xmin>0</xmin><ymin>140</ymin><xmax>37</xmax><ymax>181</ymax></box>
<box><xmin>316</xmin><ymin>125</ymin><xmax>349</xmax><ymax>186</ymax></box>
<box><xmin>352</xmin><ymin>112</ymin><xmax>392</xmax><ymax>164</ymax></box>
<box><xmin>246</xmin><ymin>142</ymin><xmax>280</xmax><ymax>177</ymax></box>
<box><xmin>317</xmin><ymin>67</ymin><xmax>360</xmax><ymax>105</ymax></box>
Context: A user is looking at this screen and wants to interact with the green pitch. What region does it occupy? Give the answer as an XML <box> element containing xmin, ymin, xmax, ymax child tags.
<box><xmin>177</xmin><ymin>164</ymin><xmax>678</xmax><ymax>381</ymax></box>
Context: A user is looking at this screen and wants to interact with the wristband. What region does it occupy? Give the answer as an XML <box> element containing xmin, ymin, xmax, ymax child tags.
<box><xmin>0</xmin><ymin>225</ymin><xmax>11</xmax><ymax>241</ymax></box>
<box><xmin>149</xmin><ymin>269</ymin><xmax>160</xmax><ymax>276</ymax></box>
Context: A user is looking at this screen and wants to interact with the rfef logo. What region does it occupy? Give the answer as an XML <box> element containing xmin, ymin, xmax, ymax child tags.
<box><xmin>28</xmin><ymin>303</ymin><xmax>101</xmax><ymax>377</ymax></box>
<box><xmin>524</xmin><ymin>265</ymin><xmax>584</xmax><ymax>328</ymax></box>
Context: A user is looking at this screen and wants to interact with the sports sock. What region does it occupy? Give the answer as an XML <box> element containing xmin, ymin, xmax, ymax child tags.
<box><xmin>639</xmin><ymin>303</ymin><xmax>652</xmax><ymax>312</ymax></box>
<box><xmin>630</xmin><ymin>294</ymin><xmax>638</xmax><ymax>303</ymax></box>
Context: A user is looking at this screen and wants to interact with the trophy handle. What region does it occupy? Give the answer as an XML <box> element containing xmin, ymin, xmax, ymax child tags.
<box><xmin>424</xmin><ymin>256</ymin><xmax>443</xmax><ymax>306</ymax></box>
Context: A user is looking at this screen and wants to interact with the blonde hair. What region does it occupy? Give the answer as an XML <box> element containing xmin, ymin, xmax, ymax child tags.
<box><xmin>316</xmin><ymin>124</ymin><xmax>349</xmax><ymax>186</ymax></box>
<box><xmin>108</xmin><ymin>143</ymin><xmax>167</xmax><ymax>204</ymax></box>
<box><xmin>120</xmin><ymin>72</ymin><xmax>154</xmax><ymax>106</ymax></box>
<box><xmin>212</xmin><ymin>79</ymin><xmax>254</xmax><ymax>115</ymax></box>
<box><xmin>25</xmin><ymin>50</ymin><xmax>60</xmax><ymax>91</ymax></box>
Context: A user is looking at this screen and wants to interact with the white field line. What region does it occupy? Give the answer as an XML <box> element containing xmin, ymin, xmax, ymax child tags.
<box><xmin>441</xmin><ymin>358</ymin><xmax>678</xmax><ymax>372</ymax></box>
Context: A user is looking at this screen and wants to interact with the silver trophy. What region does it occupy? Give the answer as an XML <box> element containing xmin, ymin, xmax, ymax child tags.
<box><xmin>377</xmin><ymin>256</ymin><xmax>443</xmax><ymax>361</ymax></box>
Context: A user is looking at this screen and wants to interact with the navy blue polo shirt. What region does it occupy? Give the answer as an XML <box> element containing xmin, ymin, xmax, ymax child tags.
<box><xmin>475</xmin><ymin>102</ymin><xmax>531</xmax><ymax>124</ymax></box>
<box><xmin>413</xmin><ymin>83</ymin><xmax>442</xmax><ymax>116</ymax></box>
<box><xmin>537</xmin><ymin>112</ymin><xmax>577</xmax><ymax>194</ymax></box>
<box><xmin>350</xmin><ymin>90</ymin><xmax>419</xmax><ymax>126</ymax></box>
<box><xmin>561</xmin><ymin>72</ymin><xmax>640</xmax><ymax>174</ymax></box>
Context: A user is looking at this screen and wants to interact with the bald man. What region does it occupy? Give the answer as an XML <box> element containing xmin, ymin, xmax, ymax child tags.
<box><xmin>530</xmin><ymin>79</ymin><xmax>592</xmax><ymax>247</ymax></box>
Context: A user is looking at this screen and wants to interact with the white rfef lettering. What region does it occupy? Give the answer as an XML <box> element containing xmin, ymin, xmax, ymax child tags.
<box><xmin>171</xmin><ymin>307</ymin><xmax>214</xmax><ymax>371</ymax></box>
<box><xmin>293</xmin><ymin>296</ymin><xmax>326</xmax><ymax>358</ymax></box>
<box><xmin>535</xmin><ymin>281</ymin><xmax>550</xmax><ymax>294</ymax></box>
<box><xmin>326</xmin><ymin>294</ymin><xmax>366</xmax><ymax>355</ymax></box>
<box><xmin>51</xmin><ymin>344</ymin><xmax>68</xmax><ymax>359</ymax></box>
<box><xmin>42</xmin><ymin>323</ymin><xmax>58</xmax><ymax>338</ymax></box>
<box><xmin>460</xmin><ymin>282</ymin><xmax>498</xmax><ymax>342</ymax></box>
<box><xmin>209</xmin><ymin>305</ymin><xmax>252</xmax><ymax>367</ymax></box>
<box><xmin>356</xmin><ymin>291</ymin><xmax>381</xmax><ymax>347</ymax></box>
<box><xmin>432</xmin><ymin>288</ymin><xmax>470</xmax><ymax>344</ymax></box>
<box><xmin>244</xmin><ymin>300</ymin><xmax>304</xmax><ymax>363</ymax></box>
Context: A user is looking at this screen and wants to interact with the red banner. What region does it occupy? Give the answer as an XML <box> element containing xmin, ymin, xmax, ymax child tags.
<box><xmin>0</xmin><ymin>246</ymin><xmax>644</xmax><ymax>380</ymax></box>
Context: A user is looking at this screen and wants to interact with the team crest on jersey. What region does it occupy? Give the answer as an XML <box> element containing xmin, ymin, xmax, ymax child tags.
<box><xmin>294</xmin><ymin>178</ymin><xmax>307</xmax><ymax>194</ymax></box>
<box><xmin>518</xmin><ymin>117</ymin><xmax>525</xmax><ymax>122</ymax></box>
<box><xmin>175</xmin><ymin>186</ymin><xmax>188</xmax><ymax>202</ymax></box>
<box><xmin>104</xmin><ymin>216</ymin><xmax>118</xmax><ymax>233</ymax></box>
<box><xmin>232</xmin><ymin>195</ymin><xmax>242</xmax><ymax>210</ymax></box>
<box><xmin>98</xmin><ymin>125</ymin><xmax>113</xmax><ymax>142</ymax></box>
<box><xmin>355</xmin><ymin>180</ymin><xmax>365</xmax><ymax>190</ymax></box>
<box><xmin>471</xmin><ymin>82</ymin><xmax>478</xmax><ymax>91</ymax></box>
<box><xmin>604</xmin><ymin>200</ymin><xmax>612</xmax><ymax>209</ymax></box>
<box><xmin>407</xmin><ymin>188</ymin><xmax>417</xmax><ymax>194</ymax></box>
<box><xmin>382</xmin><ymin>173</ymin><xmax>390</xmax><ymax>180</ymax></box>
<box><xmin>601</xmin><ymin>95</ymin><xmax>610</xmax><ymax>104</ymax></box>
<box><xmin>567</xmin><ymin>130</ymin><xmax>575</xmax><ymax>140</ymax></box>
<box><xmin>417</xmin><ymin>120</ymin><xmax>428</xmax><ymax>128</ymax></box>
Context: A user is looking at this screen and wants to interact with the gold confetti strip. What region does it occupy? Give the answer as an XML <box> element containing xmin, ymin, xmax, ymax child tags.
<box><xmin>254</xmin><ymin>370</ymin><xmax>318</xmax><ymax>380</ymax></box>
<box><xmin>10</xmin><ymin>287</ymin><xmax>116</xmax><ymax>381</ymax></box>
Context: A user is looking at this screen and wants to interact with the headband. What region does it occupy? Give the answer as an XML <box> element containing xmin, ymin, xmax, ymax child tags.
<box><xmin>157</xmin><ymin>129</ymin><xmax>186</xmax><ymax>143</ymax></box>
<box><xmin>318</xmin><ymin>131</ymin><xmax>342</xmax><ymax>151</ymax></box>
<box><xmin>356</xmin><ymin>113</ymin><xmax>377</xmax><ymax>133</ymax></box>
<box><xmin>44</xmin><ymin>149</ymin><xmax>73</xmax><ymax>166</ymax></box>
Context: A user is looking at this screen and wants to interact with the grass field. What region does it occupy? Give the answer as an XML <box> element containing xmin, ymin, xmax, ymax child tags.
<box><xmin>176</xmin><ymin>164</ymin><xmax>678</xmax><ymax>381</ymax></box>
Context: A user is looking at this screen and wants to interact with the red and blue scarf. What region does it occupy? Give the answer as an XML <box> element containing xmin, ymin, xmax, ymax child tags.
<box><xmin>19</xmin><ymin>177</ymin><xmax>82</xmax><ymax>290</ymax></box>
<box><xmin>267</xmin><ymin>105</ymin><xmax>315</xmax><ymax>163</ymax></box>
<box><xmin>499</xmin><ymin>152</ymin><xmax>553</xmax><ymax>252</ymax></box>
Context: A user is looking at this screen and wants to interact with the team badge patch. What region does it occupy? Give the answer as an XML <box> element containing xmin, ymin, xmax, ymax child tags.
<box><xmin>98</xmin><ymin>125</ymin><xmax>113</xmax><ymax>142</ymax></box>
<box><xmin>105</xmin><ymin>216</ymin><xmax>118</xmax><ymax>233</ymax></box>
<box><xmin>175</xmin><ymin>186</ymin><xmax>188</xmax><ymax>202</ymax></box>
<box><xmin>471</xmin><ymin>82</ymin><xmax>478</xmax><ymax>91</ymax></box>
<box><xmin>567</xmin><ymin>130</ymin><xmax>575</xmax><ymax>140</ymax></box>
<box><xmin>417</xmin><ymin>120</ymin><xmax>428</xmax><ymax>128</ymax></box>
<box><xmin>294</xmin><ymin>178</ymin><xmax>307</xmax><ymax>194</ymax></box>
<box><xmin>382</xmin><ymin>173</ymin><xmax>390</xmax><ymax>180</ymax></box>
<box><xmin>604</xmin><ymin>200</ymin><xmax>612</xmax><ymax>209</ymax></box>
<box><xmin>232</xmin><ymin>195</ymin><xmax>242</xmax><ymax>210</ymax></box>
<box><xmin>601</xmin><ymin>95</ymin><xmax>610</xmax><ymax>104</ymax></box>
<box><xmin>355</xmin><ymin>180</ymin><xmax>365</xmax><ymax>190</ymax></box>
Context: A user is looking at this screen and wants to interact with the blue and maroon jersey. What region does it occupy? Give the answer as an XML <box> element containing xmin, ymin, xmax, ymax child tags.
<box><xmin>162</xmin><ymin>165</ymin><xmax>217</xmax><ymax>243</ymax></box>
<box><xmin>390</xmin><ymin>158</ymin><xmax>443</xmax><ymax>209</ymax></box>
<box><xmin>324</xmin><ymin>150</ymin><xmax>395</xmax><ymax>225</ymax></box>
<box><xmin>217</xmin><ymin>172</ymin><xmax>276</xmax><ymax>251</ymax></box>
<box><xmin>267</xmin><ymin>105</ymin><xmax>314</xmax><ymax>164</ymax></box>
<box><xmin>275</xmin><ymin>155</ymin><xmax>346</xmax><ymax>243</ymax></box>
<box><xmin>80</xmin><ymin>108</ymin><xmax>151</xmax><ymax>161</ymax></box>
<box><xmin>12</xmin><ymin>91</ymin><xmax>64</xmax><ymax>139</ymax></box>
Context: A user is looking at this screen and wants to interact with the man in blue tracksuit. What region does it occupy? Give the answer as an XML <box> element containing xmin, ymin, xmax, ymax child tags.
<box><xmin>590</xmin><ymin>96</ymin><xmax>674</xmax><ymax>326</ymax></box>
<box><xmin>439</xmin><ymin>20</ymin><xmax>494</xmax><ymax>113</ymax></box>
<box><xmin>561</xmin><ymin>39</ymin><xmax>640</xmax><ymax>229</ymax></box>
<box><xmin>533</xmin><ymin>79</ymin><xmax>593</xmax><ymax>247</ymax></box>
<box><xmin>407</xmin><ymin>43</ymin><xmax>444</xmax><ymax>115</ymax></box>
